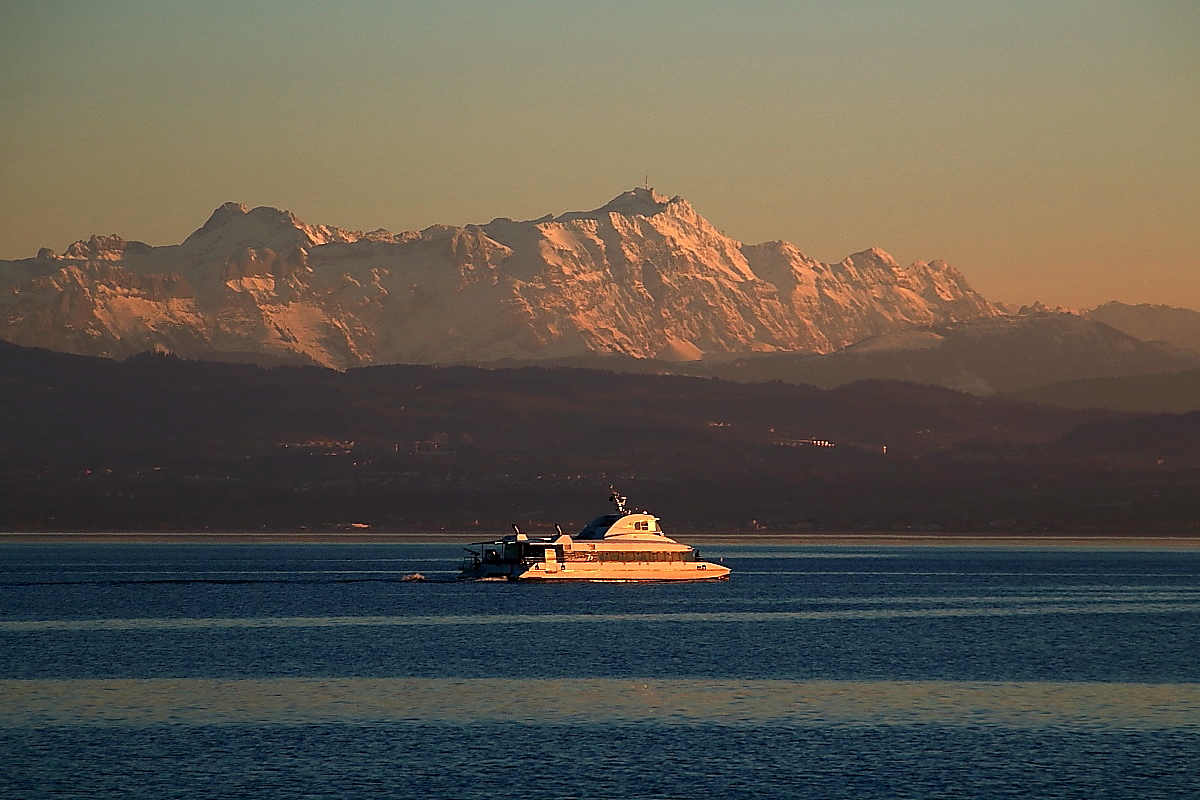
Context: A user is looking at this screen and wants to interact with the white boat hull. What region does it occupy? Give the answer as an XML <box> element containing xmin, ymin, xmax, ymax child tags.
<box><xmin>461</xmin><ymin>560</ymin><xmax>730</xmax><ymax>582</ymax></box>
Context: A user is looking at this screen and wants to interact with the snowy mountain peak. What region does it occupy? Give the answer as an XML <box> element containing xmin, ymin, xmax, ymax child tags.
<box><xmin>181</xmin><ymin>203</ymin><xmax>364</xmax><ymax>255</ymax></box>
<box><xmin>848</xmin><ymin>247</ymin><xmax>901</xmax><ymax>269</ymax></box>
<box><xmin>198</xmin><ymin>201</ymin><xmax>250</xmax><ymax>233</ymax></box>
<box><xmin>0</xmin><ymin>189</ymin><xmax>1004</xmax><ymax>368</ymax></box>
<box><xmin>554</xmin><ymin>187</ymin><xmax>683</xmax><ymax>224</ymax></box>
<box><xmin>1019</xmin><ymin>301</ymin><xmax>1080</xmax><ymax>315</ymax></box>
<box><xmin>61</xmin><ymin>234</ymin><xmax>152</xmax><ymax>261</ymax></box>
<box><xmin>595</xmin><ymin>186</ymin><xmax>676</xmax><ymax>216</ymax></box>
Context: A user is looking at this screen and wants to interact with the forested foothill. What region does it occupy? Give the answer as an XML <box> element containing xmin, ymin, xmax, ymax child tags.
<box><xmin>2</xmin><ymin>342</ymin><xmax>1197</xmax><ymax>535</ymax></box>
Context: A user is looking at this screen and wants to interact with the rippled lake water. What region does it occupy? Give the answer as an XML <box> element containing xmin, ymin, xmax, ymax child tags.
<box><xmin>2</xmin><ymin>541</ymin><xmax>1198</xmax><ymax>799</ymax></box>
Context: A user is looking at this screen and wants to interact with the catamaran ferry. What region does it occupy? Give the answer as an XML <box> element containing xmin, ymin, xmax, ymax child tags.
<box><xmin>458</xmin><ymin>489</ymin><xmax>730</xmax><ymax>582</ymax></box>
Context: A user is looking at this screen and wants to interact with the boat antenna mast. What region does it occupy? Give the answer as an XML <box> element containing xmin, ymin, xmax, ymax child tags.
<box><xmin>608</xmin><ymin>486</ymin><xmax>628</xmax><ymax>514</ymax></box>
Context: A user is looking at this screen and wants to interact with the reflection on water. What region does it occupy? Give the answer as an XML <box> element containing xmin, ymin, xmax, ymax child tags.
<box><xmin>4</xmin><ymin>596</ymin><xmax>1200</xmax><ymax>631</ymax></box>
<box><xmin>4</xmin><ymin>678</ymin><xmax>1198</xmax><ymax>729</ymax></box>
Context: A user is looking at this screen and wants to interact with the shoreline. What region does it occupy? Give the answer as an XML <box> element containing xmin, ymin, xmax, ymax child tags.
<box><xmin>2</xmin><ymin>531</ymin><xmax>1199</xmax><ymax>548</ymax></box>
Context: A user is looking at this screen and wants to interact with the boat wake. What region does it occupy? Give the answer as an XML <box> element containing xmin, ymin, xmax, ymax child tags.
<box><xmin>2</xmin><ymin>574</ymin><xmax>458</xmax><ymax>587</ymax></box>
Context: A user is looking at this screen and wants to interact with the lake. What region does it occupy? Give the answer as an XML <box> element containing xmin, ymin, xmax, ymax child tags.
<box><xmin>2</xmin><ymin>541</ymin><xmax>1198</xmax><ymax>799</ymax></box>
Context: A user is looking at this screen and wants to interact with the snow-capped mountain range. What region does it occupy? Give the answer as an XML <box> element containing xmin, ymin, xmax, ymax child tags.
<box><xmin>0</xmin><ymin>189</ymin><xmax>1001</xmax><ymax>369</ymax></box>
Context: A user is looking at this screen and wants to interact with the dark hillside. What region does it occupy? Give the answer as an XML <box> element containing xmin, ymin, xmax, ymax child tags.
<box><xmin>1</xmin><ymin>342</ymin><xmax>1195</xmax><ymax>534</ymax></box>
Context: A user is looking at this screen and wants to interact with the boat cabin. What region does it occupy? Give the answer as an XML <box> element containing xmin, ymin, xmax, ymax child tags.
<box><xmin>577</xmin><ymin>512</ymin><xmax>664</xmax><ymax>540</ymax></box>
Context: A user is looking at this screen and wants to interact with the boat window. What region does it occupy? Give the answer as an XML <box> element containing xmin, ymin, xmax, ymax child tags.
<box><xmin>593</xmin><ymin>550</ymin><xmax>690</xmax><ymax>562</ymax></box>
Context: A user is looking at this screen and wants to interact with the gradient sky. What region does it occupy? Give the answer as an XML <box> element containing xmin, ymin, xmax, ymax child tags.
<box><xmin>1</xmin><ymin>1</ymin><xmax>1197</xmax><ymax>309</ymax></box>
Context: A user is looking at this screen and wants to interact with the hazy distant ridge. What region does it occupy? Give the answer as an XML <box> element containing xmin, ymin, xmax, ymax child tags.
<box><xmin>1085</xmin><ymin>302</ymin><xmax>1200</xmax><ymax>354</ymax></box>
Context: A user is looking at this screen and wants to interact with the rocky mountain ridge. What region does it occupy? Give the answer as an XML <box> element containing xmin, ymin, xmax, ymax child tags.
<box><xmin>0</xmin><ymin>189</ymin><xmax>1000</xmax><ymax>368</ymax></box>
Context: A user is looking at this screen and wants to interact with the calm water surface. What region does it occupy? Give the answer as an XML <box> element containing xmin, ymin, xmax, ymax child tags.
<box><xmin>2</xmin><ymin>542</ymin><xmax>1197</xmax><ymax>799</ymax></box>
